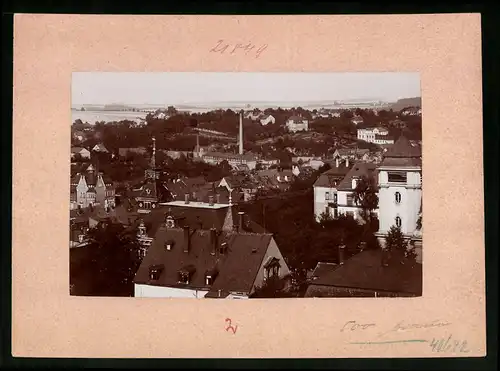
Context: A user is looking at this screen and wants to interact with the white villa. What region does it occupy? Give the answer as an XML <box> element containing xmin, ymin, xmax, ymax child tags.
<box><xmin>357</xmin><ymin>127</ymin><xmax>394</xmax><ymax>145</ymax></box>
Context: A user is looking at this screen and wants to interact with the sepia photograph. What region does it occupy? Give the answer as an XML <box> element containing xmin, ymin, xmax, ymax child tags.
<box><xmin>70</xmin><ymin>72</ymin><xmax>423</xmax><ymax>299</ymax></box>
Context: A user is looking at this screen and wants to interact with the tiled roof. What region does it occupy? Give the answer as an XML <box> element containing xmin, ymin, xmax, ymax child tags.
<box><xmin>313</xmin><ymin>162</ymin><xmax>352</xmax><ymax>187</ymax></box>
<box><xmin>336</xmin><ymin>162</ymin><xmax>377</xmax><ymax>191</ymax></box>
<box><xmin>208</xmin><ymin>233</ymin><xmax>273</xmax><ymax>295</ymax></box>
<box><xmin>133</xmin><ymin>225</ymin><xmax>273</xmax><ymax>295</ymax></box>
<box><xmin>383</xmin><ymin>135</ymin><xmax>421</xmax><ymax>158</ymax></box>
<box><xmin>310</xmin><ymin>249</ymin><xmax>422</xmax><ymax>295</ymax></box>
<box><xmin>311</xmin><ymin>262</ymin><xmax>339</xmax><ymax>279</ymax></box>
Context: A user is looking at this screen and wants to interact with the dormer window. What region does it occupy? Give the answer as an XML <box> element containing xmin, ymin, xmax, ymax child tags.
<box><xmin>205</xmin><ymin>275</ymin><xmax>213</xmax><ymax>286</ymax></box>
<box><xmin>219</xmin><ymin>242</ymin><xmax>228</xmax><ymax>255</ymax></box>
<box><xmin>164</xmin><ymin>239</ymin><xmax>174</xmax><ymax>251</ymax></box>
<box><xmin>178</xmin><ymin>265</ymin><xmax>196</xmax><ymax>284</ymax></box>
<box><xmin>149</xmin><ymin>265</ymin><xmax>164</xmax><ymax>281</ymax></box>
<box><xmin>165</xmin><ymin>215</ymin><xmax>175</xmax><ymax>228</ymax></box>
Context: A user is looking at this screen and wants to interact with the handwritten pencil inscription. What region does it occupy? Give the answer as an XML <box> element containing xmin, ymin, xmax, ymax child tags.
<box><xmin>225</xmin><ymin>318</ymin><xmax>238</xmax><ymax>334</ymax></box>
<box><xmin>429</xmin><ymin>335</ymin><xmax>470</xmax><ymax>353</ymax></box>
<box><xmin>340</xmin><ymin>320</ymin><xmax>376</xmax><ymax>332</ymax></box>
<box><xmin>209</xmin><ymin>39</ymin><xmax>268</xmax><ymax>58</ymax></box>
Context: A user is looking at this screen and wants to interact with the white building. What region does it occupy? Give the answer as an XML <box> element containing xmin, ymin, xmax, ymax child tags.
<box><xmin>357</xmin><ymin>127</ymin><xmax>394</xmax><ymax>145</ymax></box>
<box><xmin>375</xmin><ymin>136</ymin><xmax>422</xmax><ymax>262</ymax></box>
<box><xmin>200</xmin><ymin>151</ymin><xmax>258</xmax><ymax>170</ymax></box>
<box><xmin>335</xmin><ymin>162</ymin><xmax>379</xmax><ymax>222</ymax></box>
<box><xmin>260</xmin><ymin>114</ymin><xmax>276</xmax><ymax>126</ymax></box>
<box><xmin>312</xmin><ymin>159</ymin><xmax>352</xmax><ymax>221</ymax></box>
<box><xmin>285</xmin><ymin>116</ymin><xmax>309</xmax><ymax>133</ymax></box>
<box><xmin>133</xmin><ymin>205</ymin><xmax>291</xmax><ymax>299</ymax></box>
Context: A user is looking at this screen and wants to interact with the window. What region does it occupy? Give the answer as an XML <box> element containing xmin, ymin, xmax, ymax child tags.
<box><xmin>388</xmin><ymin>171</ymin><xmax>407</xmax><ymax>184</ymax></box>
<box><xmin>325</xmin><ymin>192</ymin><xmax>330</xmax><ymax>200</ymax></box>
<box><xmin>395</xmin><ymin>216</ymin><xmax>402</xmax><ymax>228</ymax></box>
<box><xmin>219</xmin><ymin>242</ymin><xmax>228</xmax><ymax>255</ymax></box>
<box><xmin>205</xmin><ymin>275</ymin><xmax>213</xmax><ymax>286</ymax></box>
<box><xmin>395</xmin><ymin>192</ymin><xmax>402</xmax><ymax>203</ymax></box>
<box><xmin>164</xmin><ymin>240</ymin><xmax>174</xmax><ymax>251</ymax></box>
<box><xmin>178</xmin><ymin>272</ymin><xmax>190</xmax><ymax>284</ymax></box>
<box><xmin>149</xmin><ymin>265</ymin><xmax>164</xmax><ymax>281</ymax></box>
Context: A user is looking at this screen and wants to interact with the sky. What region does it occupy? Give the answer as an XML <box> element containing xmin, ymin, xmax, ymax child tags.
<box><xmin>72</xmin><ymin>72</ymin><xmax>421</xmax><ymax>106</ymax></box>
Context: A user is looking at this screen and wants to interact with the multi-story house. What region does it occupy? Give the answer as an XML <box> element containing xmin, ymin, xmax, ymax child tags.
<box><xmin>313</xmin><ymin>159</ymin><xmax>352</xmax><ymax>221</ymax></box>
<box><xmin>71</xmin><ymin>164</ymin><xmax>116</xmax><ymax>210</ymax></box>
<box><xmin>285</xmin><ymin>116</ymin><xmax>309</xmax><ymax>133</ymax></box>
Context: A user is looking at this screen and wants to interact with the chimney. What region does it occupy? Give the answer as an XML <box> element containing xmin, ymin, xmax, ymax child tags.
<box><xmin>184</xmin><ymin>193</ymin><xmax>190</xmax><ymax>204</ymax></box>
<box><xmin>338</xmin><ymin>244</ymin><xmax>345</xmax><ymax>265</ymax></box>
<box><xmin>183</xmin><ymin>226</ymin><xmax>190</xmax><ymax>253</ymax></box>
<box><xmin>210</xmin><ymin>228</ymin><xmax>217</xmax><ymax>255</ymax></box>
<box><xmin>216</xmin><ymin>193</ymin><xmax>220</xmax><ymax>204</ymax></box>
<box><xmin>239</xmin><ymin>110</ymin><xmax>243</xmax><ymax>155</ymax></box>
<box><xmin>238</xmin><ymin>211</ymin><xmax>245</xmax><ymax>231</ymax></box>
<box><xmin>208</xmin><ymin>195</ymin><xmax>214</xmax><ymax>206</ymax></box>
<box><xmin>335</xmin><ymin>158</ymin><xmax>339</xmax><ymax>168</ymax></box>
<box><xmin>346</xmin><ymin>158</ymin><xmax>350</xmax><ymax>167</ymax></box>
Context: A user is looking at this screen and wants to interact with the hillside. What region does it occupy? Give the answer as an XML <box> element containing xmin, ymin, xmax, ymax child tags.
<box><xmin>390</xmin><ymin>97</ymin><xmax>421</xmax><ymax>111</ymax></box>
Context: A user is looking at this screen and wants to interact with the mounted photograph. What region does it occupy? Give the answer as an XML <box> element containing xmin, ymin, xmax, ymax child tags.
<box><xmin>70</xmin><ymin>72</ymin><xmax>423</xmax><ymax>299</ymax></box>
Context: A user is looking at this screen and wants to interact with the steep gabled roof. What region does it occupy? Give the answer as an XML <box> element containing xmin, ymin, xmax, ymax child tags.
<box><xmin>336</xmin><ymin>162</ymin><xmax>378</xmax><ymax>191</ymax></box>
<box><xmin>313</xmin><ymin>162</ymin><xmax>352</xmax><ymax>187</ymax></box>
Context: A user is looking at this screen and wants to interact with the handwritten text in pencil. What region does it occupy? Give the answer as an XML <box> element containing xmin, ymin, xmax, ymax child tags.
<box><xmin>209</xmin><ymin>40</ymin><xmax>268</xmax><ymax>58</ymax></box>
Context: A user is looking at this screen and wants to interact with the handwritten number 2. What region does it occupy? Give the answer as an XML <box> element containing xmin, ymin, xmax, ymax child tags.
<box><xmin>225</xmin><ymin>318</ymin><xmax>238</xmax><ymax>334</ymax></box>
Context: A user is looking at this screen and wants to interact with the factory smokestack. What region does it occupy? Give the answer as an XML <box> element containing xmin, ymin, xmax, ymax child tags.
<box><xmin>239</xmin><ymin>110</ymin><xmax>243</xmax><ymax>155</ymax></box>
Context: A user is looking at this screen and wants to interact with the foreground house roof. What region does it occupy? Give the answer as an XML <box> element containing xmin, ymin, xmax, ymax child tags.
<box><xmin>309</xmin><ymin>249</ymin><xmax>422</xmax><ymax>295</ymax></box>
<box><xmin>336</xmin><ymin>162</ymin><xmax>378</xmax><ymax>191</ymax></box>
<box><xmin>134</xmin><ymin>223</ymin><xmax>273</xmax><ymax>296</ymax></box>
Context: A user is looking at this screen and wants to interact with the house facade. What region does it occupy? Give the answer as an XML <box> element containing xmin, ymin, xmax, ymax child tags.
<box><xmin>313</xmin><ymin>159</ymin><xmax>352</xmax><ymax>221</ymax></box>
<box><xmin>357</xmin><ymin>127</ymin><xmax>394</xmax><ymax>145</ymax></box>
<box><xmin>200</xmin><ymin>151</ymin><xmax>258</xmax><ymax>170</ymax></box>
<box><xmin>336</xmin><ymin>162</ymin><xmax>378</xmax><ymax>222</ymax></box>
<box><xmin>71</xmin><ymin>164</ymin><xmax>116</xmax><ymax>210</ymax></box>
<box><xmin>285</xmin><ymin>116</ymin><xmax>309</xmax><ymax>133</ymax></box>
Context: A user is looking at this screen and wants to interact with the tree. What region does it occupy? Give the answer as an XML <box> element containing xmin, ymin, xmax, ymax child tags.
<box><xmin>71</xmin><ymin>221</ymin><xmax>142</xmax><ymax>296</ymax></box>
<box><xmin>353</xmin><ymin>175</ymin><xmax>379</xmax><ymax>224</ymax></box>
<box><xmin>416</xmin><ymin>203</ymin><xmax>422</xmax><ymax>230</ymax></box>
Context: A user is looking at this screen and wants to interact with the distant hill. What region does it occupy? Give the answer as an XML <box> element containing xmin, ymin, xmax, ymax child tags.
<box><xmin>390</xmin><ymin>97</ymin><xmax>421</xmax><ymax>111</ymax></box>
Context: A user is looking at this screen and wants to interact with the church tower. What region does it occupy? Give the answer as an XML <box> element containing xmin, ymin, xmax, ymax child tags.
<box><xmin>136</xmin><ymin>136</ymin><xmax>161</xmax><ymax>214</ymax></box>
<box><xmin>375</xmin><ymin>135</ymin><xmax>422</xmax><ymax>249</ymax></box>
